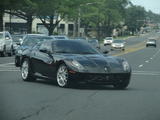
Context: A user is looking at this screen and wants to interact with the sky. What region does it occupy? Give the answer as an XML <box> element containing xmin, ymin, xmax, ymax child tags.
<box><xmin>131</xmin><ymin>0</ymin><xmax>160</xmax><ymax>14</ymax></box>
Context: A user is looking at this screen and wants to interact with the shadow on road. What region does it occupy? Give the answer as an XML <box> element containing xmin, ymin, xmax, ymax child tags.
<box><xmin>24</xmin><ymin>79</ymin><xmax>132</xmax><ymax>91</ymax></box>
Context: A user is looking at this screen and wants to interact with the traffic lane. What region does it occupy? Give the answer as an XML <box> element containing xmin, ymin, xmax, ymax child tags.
<box><xmin>100</xmin><ymin>32</ymin><xmax>160</xmax><ymax>55</ymax></box>
<box><xmin>125</xmin><ymin>32</ymin><xmax>154</xmax><ymax>46</ymax></box>
<box><xmin>1</xmin><ymin>44</ymin><xmax>160</xmax><ymax>120</ymax></box>
<box><xmin>1</xmin><ymin>70</ymin><xmax>160</xmax><ymax>120</ymax></box>
<box><xmin>134</xmin><ymin>48</ymin><xmax>160</xmax><ymax>73</ymax></box>
<box><xmin>120</xmin><ymin>47</ymin><xmax>160</xmax><ymax>70</ymax></box>
<box><xmin>0</xmin><ymin>56</ymin><xmax>15</xmax><ymax>64</ymax></box>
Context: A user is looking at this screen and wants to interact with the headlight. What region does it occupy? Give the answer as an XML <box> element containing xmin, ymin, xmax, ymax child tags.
<box><xmin>17</xmin><ymin>49</ymin><xmax>22</xmax><ymax>54</ymax></box>
<box><xmin>71</xmin><ymin>60</ymin><xmax>84</xmax><ymax>70</ymax></box>
<box><xmin>112</xmin><ymin>44</ymin><xmax>116</xmax><ymax>47</ymax></box>
<box><xmin>122</xmin><ymin>61</ymin><xmax>130</xmax><ymax>71</ymax></box>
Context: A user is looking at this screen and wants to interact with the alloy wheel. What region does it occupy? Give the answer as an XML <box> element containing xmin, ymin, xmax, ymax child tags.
<box><xmin>57</xmin><ymin>65</ymin><xmax>69</xmax><ymax>87</ymax></box>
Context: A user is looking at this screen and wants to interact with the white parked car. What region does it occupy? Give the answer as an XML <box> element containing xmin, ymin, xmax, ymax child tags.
<box><xmin>0</xmin><ymin>31</ymin><xmax>13</xmax><ymax>56</ymax></box>
<box><xmin>111</xmin><ymin>40</ymin><xmax>125</xmax><ymax>51</ymax></box>
<box><xmin>103</xmin><ymin>37</ymin><xmax>113</xmax><ymax>45</ymax></box>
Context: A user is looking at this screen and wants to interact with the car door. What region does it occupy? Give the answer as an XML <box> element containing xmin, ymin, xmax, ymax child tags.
<box><xmin>31</xmin><ymin>41</ymin><xmax>56</xmax><ymax>78</ymax></box>
<box><xmin>5</xmin><ymin>32</ymin><xmax>12</xmax><ymax>52</ymax></box>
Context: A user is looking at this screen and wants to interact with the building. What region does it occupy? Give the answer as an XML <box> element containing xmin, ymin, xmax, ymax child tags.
<box><xmin>3</xmin><ymin>13</ymin><xmax>74</xmax><ymax>36</ymax></box>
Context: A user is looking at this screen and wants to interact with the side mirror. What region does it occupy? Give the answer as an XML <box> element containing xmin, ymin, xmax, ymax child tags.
<box><xmin>103</xmin><ymin>50</ymin><xmax>109</xmax><ymax>54</ymax></box>
<box><xmin>40</xmin><ymin>49</ymin><xmax>48</xmax><ymax>53</ymax></box>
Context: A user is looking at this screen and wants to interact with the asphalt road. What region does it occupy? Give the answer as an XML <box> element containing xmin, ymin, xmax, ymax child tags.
<box><xmin>1</xmin><ymin>32</ymin><xmax>160</xmax><ymax>120</ymax></box>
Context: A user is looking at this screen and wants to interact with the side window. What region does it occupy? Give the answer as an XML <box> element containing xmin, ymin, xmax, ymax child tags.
<box><xmin>39</xmin><ymin>41</ymin><xmax>52</xmax><ymax>53</ymax></box>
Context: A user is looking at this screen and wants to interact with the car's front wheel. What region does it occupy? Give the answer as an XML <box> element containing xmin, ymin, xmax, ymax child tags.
<box><xmin>21</xmin><ymin>58</ymin><xmax>36</xmax><ymax>81</ymax></box>
<box><xmin>113</xmin><ymin>79</ymin><xmax>130</xmax><ymax>90</ymax></box>
<box><xmin>57</xmin><ymin>64</ymin><xmax>72</xmax><ymax>88</ymax></box>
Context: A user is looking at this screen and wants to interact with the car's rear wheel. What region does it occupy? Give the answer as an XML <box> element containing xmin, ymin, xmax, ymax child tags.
<box><xmin>56</xmin><ymin>64</ymin><xmax>72</xmax><ymax>88</ymax></box>
<box><xmin>113</xmin><ymin>79</ymin><xmax>130</xmax><ymax>90</ymax></box>
<box><xmin>21</xmin><ymin>58</ymin><xmax>36</xmax><ymax>81</ymax></box>
<box><xmin>1</xmin><ymin>47</ymin><xmax>6</xmax><ymax>57</ymax></box>
<box><xmin>8</xmin><ymin>47</ymin><xmax>13</xmax><ymax>56</ymax></box>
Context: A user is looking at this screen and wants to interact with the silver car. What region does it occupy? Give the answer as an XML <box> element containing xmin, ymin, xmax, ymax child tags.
<box><xmin>0</xmin><ymin>31</ymin><xmax>13</xmax><ymax>56</ymax></box>
<box><xmin>146</xmin><ymin>38</ymin><xmax>156</xmax><ymax>47</ymax></box>
<box><xmin>111</xmin><ymin>40</ymin><xmax>125</xmax><ymax>51</ymax></box>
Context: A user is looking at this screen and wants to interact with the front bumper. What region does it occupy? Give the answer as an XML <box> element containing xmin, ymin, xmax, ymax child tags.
<box><xmin>69</xmin><ymin>72</ymin><xmax>131</xmax><ymax>85</ymax></box>
<box><xmin>111</xmin><ymin>46</ymin><xmax>125</xmax><ymax>50</ymax></box>
<box><xmin>104</xmin><ymin>41</ymin><xmax>112</xmax><ymax>45</ymax></box>
<box><xmin>146</xmin><ymin>43</ymin><xmax>156</xmax><ymax>46</ymax></box>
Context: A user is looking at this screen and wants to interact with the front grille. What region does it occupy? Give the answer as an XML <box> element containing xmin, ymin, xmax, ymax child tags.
<box><xmin>74</xmin><ymin>73</ymin><xmax>131</xmax><ymax>84</ymax></box>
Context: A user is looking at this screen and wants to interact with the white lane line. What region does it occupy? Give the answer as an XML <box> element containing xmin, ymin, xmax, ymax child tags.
<box><xmin>133</xmin><ymin>73</ymin><xmax>160</xmax><ymax>76</ymax></box>
<box><xmin>138</xmin><ymin>64</ymin><xmax>143</xmax><ymax>68</ymax></box>
<box><xmin>145</xmin><ymin>60</ymin><xmax>149</xmax><ymax>63</ymax></box>
<box><xmin>152</xmin><ymin>49</ymin><xmax>160</xmax><ymax>59</ymax></box>
<box><xmin>133</xmin><ymin>71</ymin><xmax>160</xmax><ymax>76</ymax></box>
<box><xmin>0</xmin><ymin>70</ymin><xmax>20</xmax><ymax>72</ymax></box>
<box><xmin>0</xmin><ymin>62</ymin><xmax>14</xmax><ymax>67</ymax></box>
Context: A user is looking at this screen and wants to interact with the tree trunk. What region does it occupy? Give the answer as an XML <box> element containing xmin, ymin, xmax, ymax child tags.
<box><xmin>48</xmin><ymin>16</ymin><xmax>54</xmax><ymax>36</ymax></box>
<box><xmin>26</xmin><ymin>15</ymin><xmax>33</xmax><ymax>34</ymax></box>
<box><xmin>48</xmin><ymin>26</ymin><xmax>54</xmax><ymax>36</ymax></box>
<box><xmin>0</xmin><ymin>8</ymin><xmax>4</xmax><ymax>31</ymax></box>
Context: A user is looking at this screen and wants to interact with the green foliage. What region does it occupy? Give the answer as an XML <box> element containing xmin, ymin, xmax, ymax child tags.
<box><xmin>125</xmin><ymin>5</ymin><xmax>146</xmax><ymax>33</ymax></box>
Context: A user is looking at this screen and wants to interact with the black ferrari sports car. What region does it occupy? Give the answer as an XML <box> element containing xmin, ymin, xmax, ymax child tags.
<box><xmin>17</xmin><ymin>40</ymin><xmax>131</xmax><ymax>89</ymax></box>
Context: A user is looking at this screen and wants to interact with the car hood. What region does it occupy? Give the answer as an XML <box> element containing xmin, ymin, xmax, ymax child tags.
<box><xmin>54</xmin><ymin>54</ymin><xmax>126</xmax><ymax>73</ymax></box>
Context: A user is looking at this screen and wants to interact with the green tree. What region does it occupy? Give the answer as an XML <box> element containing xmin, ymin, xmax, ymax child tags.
<box><xmin>125</xmin><ymin>5</ymin><xmax>146</xmax><ymax>34</ymax></box>
<box><xmin>80</xmin><ymin>0</ymin><xmax>130</xmax><ymax>38</ymax></box>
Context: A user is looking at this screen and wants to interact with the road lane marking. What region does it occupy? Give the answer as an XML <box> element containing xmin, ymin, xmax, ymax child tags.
<box><xmin>145</xmin><ymin>60</ymin><xmax>149</xmax><ymax>63</ymax></box>
<box><xmin>138</xmin><ymin>64</ymin><xmax>143</xmax><ymax>68</ymax></box>
<box><xmin>0</xmin><ymin>62</ymin><xmax>14</xmax><ymax>67</ymax></box>
<box><xmin>0</xmin><ymin>70</ymin><xmax>20</xmax><ymax>72</ymax></box>
<box><xmin>133</xmin><ymin>71</ymin><xmax>160</xmax><ymax>76</ymax></box>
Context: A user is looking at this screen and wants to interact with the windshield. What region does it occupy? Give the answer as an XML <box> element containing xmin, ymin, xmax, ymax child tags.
<box><xmin>53</xmin><ymin>40</ymin><xmax>99</xmax><ymax>54</ymax></box>
<box><xmin>148</xmin><ymin>39</ymin><xmax>156</xmax><ymax>42</ymax></box>
<box><xmin>23</xmin><ymin>36</ymin><xmax>53</xmax><ymax>46</ymax></box>
<box><xmin>12</xmin><ymin>35</ymin><xmax>23</xmax><ymax>42</ymax></box>
<box><xmin>113</xmin><ymin>40</ymin><xmax>124</xmax><ymax>43</ymax></box>
<box><xmin>88</xmin><ymin>40</ymin><xmax>98</xmax><ymax>44</ymax></box>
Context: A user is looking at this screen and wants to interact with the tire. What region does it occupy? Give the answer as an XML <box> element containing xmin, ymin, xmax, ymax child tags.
<box><xmin>21</xmin><ymin>58</ymin><xmax>36</xmax><ymax>81</ymax></box>
<box><xmin>56</xmin><ymin>64</ymin><xmax>72</xmax><ymax>88</ymax></box>
<box><xmin>113</xmin><ymin>79</ymin><xmax>130</xmax><ymax>90</ymax></box>
<box><xmin>1</xmin><ymin>47</ymin><xmax>6</xmax><ymax>57</ymax></box>
<box><xmin>8</xmin><ymin>47</ymin><xmax>13</xmax><ymax>56</ymax></box>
